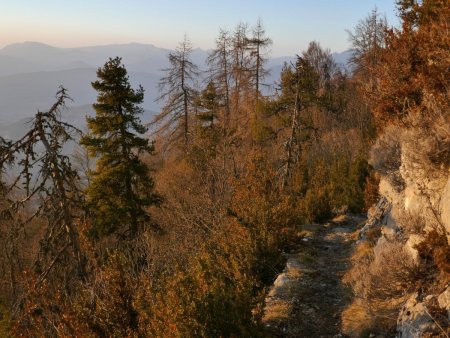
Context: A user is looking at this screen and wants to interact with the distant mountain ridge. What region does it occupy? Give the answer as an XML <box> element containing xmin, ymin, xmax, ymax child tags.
<box><xmin>0</xmin><ymin>42</ymin><xmax>352</xmax><ymax>131</ymax></box>
<box><xmin>0</xmin><ymin>41</ymin><xmax>204</xmax><ymax>76</ymax></box>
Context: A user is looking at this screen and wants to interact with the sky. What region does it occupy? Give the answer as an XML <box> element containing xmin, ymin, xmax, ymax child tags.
<box><xmin>0</xmin><ymin>0</ymin><xmax>399</xmax><ymax>56</ymax></box>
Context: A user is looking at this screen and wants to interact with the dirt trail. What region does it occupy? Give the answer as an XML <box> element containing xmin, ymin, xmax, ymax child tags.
<box><xmin>263</xmin><ymin>214</ymin><xmax>365</xmax><ymax>338</ymax></box>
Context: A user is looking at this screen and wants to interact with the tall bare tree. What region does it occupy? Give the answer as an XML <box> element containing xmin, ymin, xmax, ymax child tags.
<box><xmin>347</xmin><ymin>8</ymin><xmax>387</xmax><ymax>78</ymax></box>
<box><xmin>155</xmin><ymin>35</ymin><xmax>199</xmax><ymax>150</ymax></box>
<box><xmin>302</xmin><ymin>41</ymin><xmax>337</xmax><ymax>94</ymax></box>
<box><xmin>247</xmin><ymin>19</ymin><xmax>272</xmax><ymax>109</ymax></box>
<box><xmin>207</xmin><ymin>29</ymin><xmax>232</xmax><ymax>130</ymax></box>
<box><xmin>0</xmin><ymin>88</ymin><xmax>85</xmax><ymax>315</ymax></box>
<box><xmin>230</xmin><ymin>22</ymin><xmax>250</xmax><ymax>121</ymax></box>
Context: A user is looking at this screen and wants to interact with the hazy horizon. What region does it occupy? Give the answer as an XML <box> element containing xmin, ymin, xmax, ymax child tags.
<box><xmin>0</xmin><ymin>39</ymin><xmax>354</xmax><ymax>128</ymax></box>
<box><xmin>1</xmin><ymin>0</ymin><xmax>398</xmax><ymax>57</ymax></box>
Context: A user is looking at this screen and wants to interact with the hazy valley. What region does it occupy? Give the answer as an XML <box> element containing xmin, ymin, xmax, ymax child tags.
<box><xmin>0</xmin><ymin>41</ymin><xmax>351</xmax><ymax>132</ymax></box>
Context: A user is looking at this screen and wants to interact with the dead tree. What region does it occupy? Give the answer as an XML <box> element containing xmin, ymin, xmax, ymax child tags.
<box><xmin>247</xmin><ymin>19</ymin><xmax>272</xmax><ymax>111</ymax></box>
<box><xmin>0</xmin><ymin>87</ymin><xmax>85</xmax><ymax>308</ymax></box>
<box><xmin>207</xmin><ymin>28</ymin><xmax>232</xmax><ymax>130</ymax></box>
<box><xmin>282</xmin><ymin>58</ymin><xmax>302</xmax><ymax>189</ymax></box>
<box><xmin>155</xmin><ymin>35</ymin><xmax>199</xmax><ymax>151</ymax></box>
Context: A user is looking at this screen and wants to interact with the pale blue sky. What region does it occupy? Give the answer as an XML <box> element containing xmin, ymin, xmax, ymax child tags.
<box><xmin>0</xmin><ymin>0</ymin><xmax>398</xmax><ymax>56</ymax></box>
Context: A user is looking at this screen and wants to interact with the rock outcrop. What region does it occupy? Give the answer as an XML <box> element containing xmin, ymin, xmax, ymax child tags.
<box><xmin>344</xmin><ymin>121</ymin><xmax>450</xmax><ymax>337</ymax></box>
<box><xmin>356</xmin><ymin>124</ymin><xmax>450</xmax><ymax>336</ymax></box>
<box><xmin>397</xmin><ymin>293</ymin><xmax>437</xmax><ymax>337</ymax></box>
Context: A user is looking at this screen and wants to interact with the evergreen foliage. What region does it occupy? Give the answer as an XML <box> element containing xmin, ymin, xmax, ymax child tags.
<box><xmin>4</xmin><ymin>5</ymin><xmax>446</xmax><ymax>334</ymax></box>
<box><xmin>81</xmin><ymin>57</ymin><xmax>160</xmax><ymax>239</ymax></box>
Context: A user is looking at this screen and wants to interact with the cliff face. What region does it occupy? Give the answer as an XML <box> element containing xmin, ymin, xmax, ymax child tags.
<box><xmin>344</xmin><ymin>121</ymin><xmax>450</xmax><ymax>337</ymax></box>
<box><xmin>440</xmin><ymin>178</ymin><xmax>450</xmax><ymax>236</ymax></box>
<box><xmin>379</xmin><ymin>124</ymin><xmax>449</xmax><ymax>336</ymax></box>
<box><xmin>375</xmin><ymin>123</ymin><xmax>450</xmax><ymax>238</ymax></box>
<box><xmin>341</xmin><ymin>1</ymin><xmax>449</xmax><ymax>335</ymax></box>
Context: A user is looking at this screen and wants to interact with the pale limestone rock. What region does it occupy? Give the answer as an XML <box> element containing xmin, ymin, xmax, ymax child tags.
<box><xmin>381</xmin><ymin>224</ymin><xmax>399</xmax><ymax>240</ymax></box>
<box><xmin>437</xmin><ymin>286</ymin><xmax>450</xmax><ymax>320</ymax></box>
<box><xmin>373</xmin><ymin>236</ymin><xmax>388</xmax><ymax>258</ymax></box>
<box><xmin>378</xmin><ymin>179</ymin><xmax>404</xmax><ymax>232</ymax></box>
<box><xmin>440</xmin><ymin>178</ymin><xmax>450</xmax><ymax>235</ymax></box>
<box><xmin>359</xmin><ymin>196</ymin><xmax>390</xmax><ymax>241</ymax></box>
<box><xmin>367</xmin><ymin>115</ymin><xmax>450</xmax><ymax>337</ymax></box>
<box><xmin>404</xmin><ymin>234</ymin><xmax>426</xmax><ymax>263</ymax></box>
<box><xmin>397</xmin><ymin>293</ymin><xmax>436</xmax><ymax>338</ymax></box>
<box><xmin>379</xmin><ymin>179</ymin><xmax>404</xmax><ymax>212</ymax></box>
<box><xmin>404</xmin><ymin>185</ymin><xmax>426</xmax><ymax>216</ymax></box>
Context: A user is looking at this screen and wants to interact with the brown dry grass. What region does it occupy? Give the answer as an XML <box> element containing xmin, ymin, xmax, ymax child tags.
<box><xmin>341</xmin><ymin>299</ymin><xmax>374</xmax><ymax>338</ymax></box>
<box><xmin>342</xmin><ymin>236</ymin><xmax>421</xmax><ymax>336</ymax></box>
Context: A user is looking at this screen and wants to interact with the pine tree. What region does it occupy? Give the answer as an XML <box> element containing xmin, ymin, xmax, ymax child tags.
<box><xmin>81</xmin><ymin>57</ymin><xmax>160</xmax><ymax>239</ymax></box>
<box><xmin>197</xmin><ymin>81</ymin><xmax>220</xmax><ymax>129</ymax></box>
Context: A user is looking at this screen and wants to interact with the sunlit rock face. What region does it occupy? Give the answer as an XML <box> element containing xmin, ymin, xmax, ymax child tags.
<box><xmin>399</xmin><ymin>128</ymin><xmax>449</xmax><ymax>235</ymax></box>
<box><xmin>397</xmin><ymin>293</ymin><xmax>437</xmax><ymax>338</ymax></box>
<box><xmin>364</xmin><ymin>122</ymin><xmax>450</xmax><ymax>337</ymax></box>
<box><xmin>440</xmin><ymin>178</ymin><xmax>450</xmax><ymax>235</ymax></box>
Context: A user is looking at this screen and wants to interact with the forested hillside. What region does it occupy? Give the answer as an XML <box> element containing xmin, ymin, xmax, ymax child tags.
<box><xmin>0</xmin><ymin>1</ymin><xmax>448</xmax><ymax>337</ymax></box>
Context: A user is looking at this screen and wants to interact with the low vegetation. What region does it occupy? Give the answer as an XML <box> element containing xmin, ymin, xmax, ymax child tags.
<box><xmin>0</xmin><ymin>0</ymin><xmax>448</xmax><ymax>336</ymax></box>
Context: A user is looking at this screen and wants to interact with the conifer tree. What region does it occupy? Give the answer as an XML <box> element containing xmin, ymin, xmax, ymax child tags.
<box><xmin>197</xmin><ymin>81</ymin><xmax>220</xmax><ymax>129</ymax></box>
<box><xmin>154</xmin><ymin>35</ymin><xmax>199</xmax><ymax>150</ymax></box>
<box><xmin>247</xmin><ymin>19</ymin><xmax>272</xmax><ymax>107</ymax></box>
<box><xmin>207</xmin><ymin>29</ymin><xmax>232</xmax><ymax>129</ymax></box>
<box><xmin>244</xmin><ymin>20</ymin><xmax>272</xmax><ymax>141</ymax></box>
<box><xmin>81</xmin><ymin>57</ymin><xmax>159</xmax><ymax>239</ymax></box>
<box><xmin>347</xmin><ymin>8</ymin><xmax>387</xmax><ymax>85</ymax></box>
<box><xmin>230</xmin><ymin>22</ymin><xmax>250</xmax><ymax>120</ymax></box>
<box><xmin>0</xmin><ymin>87</ymin><xmax>85</xmax><ymax>286</ymax></box>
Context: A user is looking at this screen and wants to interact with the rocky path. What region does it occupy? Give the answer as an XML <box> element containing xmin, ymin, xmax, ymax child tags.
<box><xmin>263</xmin><ymin>215</ymin><xmax>365</xmax><ymax>338</ymax></box>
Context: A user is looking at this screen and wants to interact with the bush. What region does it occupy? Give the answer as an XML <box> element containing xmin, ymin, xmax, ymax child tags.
<box><xmin>343</xmin><ymin>237</ymin><xmax>422</xmax><ymax>336</ymax></box>
<box><xmin>364</xmin><ymin>171</ymin><xmax>380</xmax><ymax>211</ymax></box>
<box><xmin>134</xmin><ymin>219</ymin><xmax>267</xmax><ymax>337</ymax></box>
<box><xmin>0</xmin><ymin>304</ymin><xmax>10</xmax><ymax>337</ymax></box>
<box><xmin>370</xmin><ymin>126</ymin><xmax>404</xmax><ymax>190</ymax></box>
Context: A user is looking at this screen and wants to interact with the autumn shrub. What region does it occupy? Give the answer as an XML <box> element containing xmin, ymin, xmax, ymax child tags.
<box><xmin>370</xmin><ymin>126</ymin><xmax>404</xmax><ymax>190</ymax></box>
<box><xmin>133</xmin><ymin>218</ymin><xmax>267</xmax><ymax>337</ymax></box>
<box><xmin>76</xmin><ymin>253</ymin><xmax>140</xmax><ymax>337</ymax></box>
<box><xmin>415</xmin><ymin>230</ymin><xmax>450</xmax><ymax>280</ymax></box>
<box><xmin>363</xmin><ymin>170</ymin><xmax>380</xmax><ymax>211</ymax></box>
<box><xmin>401</xmin><ymin>114</ymin><xmax>450</xmax><ymax>178</ymax></box>
<box><xmin>294</xmin><ymin>153</ymin><xmax>371</xmax><ymax>223</ymax></box>
<box><xmin>0</xmin><ymin>303</ymin><xmax>10</xmax><ymax>338</ymax></box>
<box><xmin>343</xmin><ymin>231</ymin><xmax>425</xmax><ymax>336</ymax></box>
<box><xmin>344</xmin><ymin>214</ymin><xmax>449</xmax><ymax>337</ymax></box>
<box><xmin>12</xmin><ymin>272</ymin><xmax>92</xmax><ymax>337</ymax></box>
<box><xmin>341</xmin><ymin>299</ymin><xmax>376</xmax><ymax>338</ymax></box>
<box><xmin>332</xmin><ymin>156</ymin><xmax>371</xmax><ymax>213</ymax></box>
<box><xmin>229</xmin><ymin>150</ymin><xmax>292</xmax><ymax>282</ymax></box>
<box><xmin>427</xmin><ymin>114</ymin><xmax>450</xmax><ymax>167</ymax></box>
<box><xmin>298</xmin><ymin>189</ymin><xmax>330</xmax><ymax>222</ymax></box>
<box><xmin>106</xmin><ymin>148</ymin><xmax>288</xmax><ymax>337</ymax></box>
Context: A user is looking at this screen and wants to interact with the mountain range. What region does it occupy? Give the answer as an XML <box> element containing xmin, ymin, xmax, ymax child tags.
<box><xmin>0</xmin><ymin>42</ymin><xmax>352</xmax><ymax>136</ymax></box>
